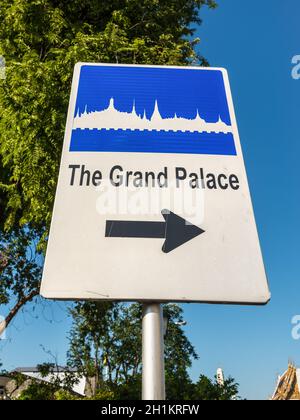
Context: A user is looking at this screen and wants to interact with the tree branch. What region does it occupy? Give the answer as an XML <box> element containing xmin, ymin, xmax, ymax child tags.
<box><xmin>0</xmin><ymin>289</ymin><xmax>39</xmax><ymax>336</ymax></box>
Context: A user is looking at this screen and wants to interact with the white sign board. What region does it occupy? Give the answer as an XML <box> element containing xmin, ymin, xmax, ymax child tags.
<box><xmin>41</xmin><ymin>63</ymin><xmax>270</xmax><ymax>304</ymax></box>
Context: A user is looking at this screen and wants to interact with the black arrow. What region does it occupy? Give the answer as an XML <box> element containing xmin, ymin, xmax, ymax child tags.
<box><xmin>105</xmin><ymin>210</ymin><xmax>205</xmax><ymax>254</ymax></box>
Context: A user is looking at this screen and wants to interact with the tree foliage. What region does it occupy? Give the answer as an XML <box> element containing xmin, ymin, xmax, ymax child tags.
<box><xmin>15</xmin><ymin>367</ymin><xmax>239</xmax><ymax>400</ymax></box>
<box><xmin>0</xmin><ymin>228</ymin><xmax>42</xmax><ymax>335</ymax></box>
<box><xmin>0</xmin><ymin>1</ymin><xmax>226</xmax><ymax>401</ymax></box>
<box><xmin>0</xmin><ymin>0</ymin><xmax>217</xmax><ymax>336</ymax></box>
<box><xmin>191</xmin><ymin>375</ymin><xmax>239</xmax><ymax>400</ymax></box>
<box><xmin>67</xmin><ymin>302</ymin><xmax>199</xmax><ymax>399</ymax></box>
<box><xmin>0</xmin><ymin>229</ymin><xmax>42</xmax><ymax>304</ymax></box>
<box><xmin>0</xmin><ymin>0</ymin><xmax>216</xmax><ymax>233</ymax></box>
<box><xmin>9</xmin><ymin>301</ymin><xmax>240</xmax><ymax>400</ymax></box>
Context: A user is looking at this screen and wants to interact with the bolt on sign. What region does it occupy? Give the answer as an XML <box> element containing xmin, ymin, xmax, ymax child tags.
<box><xmin>41</xmin><ymin>64</ymin><xmax>270</xmax><ymax>304</ymax></box>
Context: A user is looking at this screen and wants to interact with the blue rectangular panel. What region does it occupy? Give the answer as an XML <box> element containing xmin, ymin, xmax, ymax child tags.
<box><xmin>70</xmin><ymin>66</ymin><xmax>237</xmax><ymax>156</ymax></box>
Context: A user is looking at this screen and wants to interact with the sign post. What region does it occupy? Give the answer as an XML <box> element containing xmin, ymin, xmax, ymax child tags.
<box><xmin>142</xmin><ymin>304</ymin><xmax>165</xmax><ymax>400</ymax></box>
<box><xmin>40</xmin><ymin>63</ymin><xmax>270</xmax><ymax>398</ymax></box>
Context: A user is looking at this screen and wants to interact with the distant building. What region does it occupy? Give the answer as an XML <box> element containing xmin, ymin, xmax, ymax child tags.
<box><xmin>2</xmin><ymin>367</ymin><xmax>86</xmax><ymax>400</ymax></box>
<box><xmin>271</xmin><ymin>363</ymin><xmax>300</xmax><ymax>400</ymax></box>
<box><xmin>217</xmin><ymin>368</ymin><xmax>225</xmax><ymax>386</ymax></box>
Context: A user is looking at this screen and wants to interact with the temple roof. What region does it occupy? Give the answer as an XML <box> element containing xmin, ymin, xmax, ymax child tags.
<box><xmin>272</xmin><ymin>364</ymin><xmax>300</xmax><ymax>400</ymax></box>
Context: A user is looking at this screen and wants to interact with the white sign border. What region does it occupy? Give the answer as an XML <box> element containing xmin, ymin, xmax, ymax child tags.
<box><xmin>41</xmin><ymin>63</ymin><xmax>271</xmax><ymax>305</ymax></box>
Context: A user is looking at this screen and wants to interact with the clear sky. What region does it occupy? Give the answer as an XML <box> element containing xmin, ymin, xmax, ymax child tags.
<box><xmin>1</xmin><ymin>0</ymin><xmax>300</xmax><ymax>400</ymax></box>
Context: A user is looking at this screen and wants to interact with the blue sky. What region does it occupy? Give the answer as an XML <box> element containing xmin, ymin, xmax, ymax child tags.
<box><xmin>1</xmin><ymin>0</ymin><xmax>300</xmax><ymax>400</ymax></box>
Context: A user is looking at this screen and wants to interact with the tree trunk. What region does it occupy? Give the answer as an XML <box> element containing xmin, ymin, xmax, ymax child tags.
<box><xmin>0</xmin><ymin>290</ymin><xmax>39</xmax><ymax>336</ymax></box>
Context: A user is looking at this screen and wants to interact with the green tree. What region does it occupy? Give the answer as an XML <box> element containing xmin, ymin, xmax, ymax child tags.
<box><xmin>16</xmin><ymin>363</ymin><xmax>83</xmax><ymax>400</ymax></box>
<box><xmin>0</xmin><ymin>0</ymin><xmax>217</xmax><ymax>340</ymax></box>
<box><xmin>0</xmin><ymin>228</ymin><xmax>43</xmax><ymax>336</ymax></box>
<box><xmin>0</xmin><ymin>0</ymin><xmax>216</xmax><ymax>233</ymax></box>
<box><xmin>18</xmin><ymin>381</ymin><xmax>55</xmax><ymax>401</ymax></box>
<box><xmin>164</xmin><ymin>304</ymin><xmax>198</xmax><ymax>400</ymax></box>
<box><xmin>191</xmin><ymin>374</ymin><xmax>239</xmax><ymax>400</ymax></box>
<box><xmin>67</xmin><ymin>301</ymin><xmax>118</xmax><ymax>396</ymax></box>
<box><xmin>15</xmin><ymin>367</ymin><xmax>240</xmax><ymax>400</ymax></box>
<box><xmin>67</xmin><ymin>302</ymin><xmax>198</xmax><ymax>399</ymax></box>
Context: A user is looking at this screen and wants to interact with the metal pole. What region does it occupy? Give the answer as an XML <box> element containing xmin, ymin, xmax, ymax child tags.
<box><xmin>142</xmin><ymin>303</ymin><xmax>166</xmax><ymax>400</ymax></box>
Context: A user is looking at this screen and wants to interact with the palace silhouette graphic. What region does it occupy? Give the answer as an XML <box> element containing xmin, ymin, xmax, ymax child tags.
<box><xmin>73</xmin><ymin>98</ymin><xmax>233</xmax><ymax>134</ymax></box>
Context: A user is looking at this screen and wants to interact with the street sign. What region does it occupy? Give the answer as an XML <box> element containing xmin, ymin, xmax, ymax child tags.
<box><xmin>40</xmin><ymin>63</ymin><xmax>270</xmax><ymax>304</ymax></box>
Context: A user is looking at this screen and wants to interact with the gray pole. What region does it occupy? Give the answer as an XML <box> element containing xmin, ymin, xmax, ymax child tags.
<box><xmin>142</xmin><ymin>303</ymin><xmax>166</xmax><ymax>400</ymax></box>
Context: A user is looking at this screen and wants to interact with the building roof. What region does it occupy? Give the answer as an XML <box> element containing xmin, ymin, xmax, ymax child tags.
<box><xmin>11</xmin><ymin>367</ymin><xmax>86</xmax><ymax>396</ymax></box>
<box><xmin>297</xmin><ymin>370</ymin><xmax>300</xmax><ymax>392</ymax></box>
<box><xmin>272</xmin><ymin>364</ymin><xmax>300</xmax><ymax>400</ymax></box>
<box><xmin>13</xmin><ymin>366</ymin><xmax>77</xmax><ymax>373</ymax></box>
